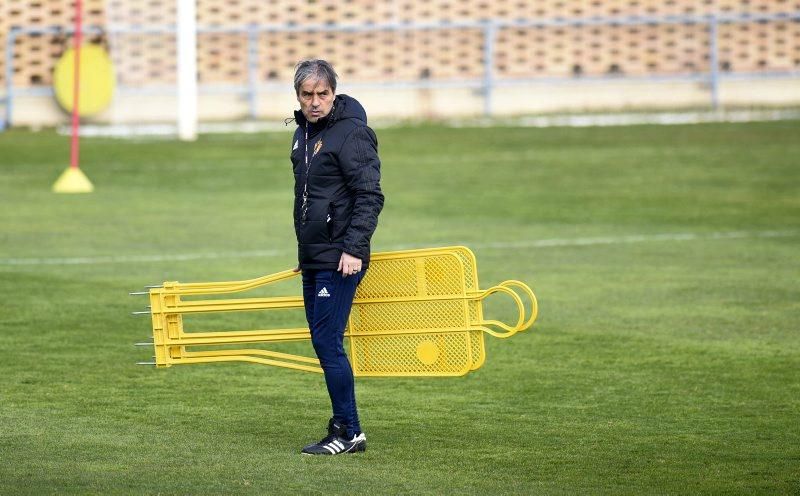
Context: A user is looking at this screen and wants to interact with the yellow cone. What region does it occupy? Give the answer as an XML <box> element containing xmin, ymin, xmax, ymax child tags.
<box><xmin>53</xmin><ymin>167</ymin><xmax>94</xmax><ymax>193</ymax></box>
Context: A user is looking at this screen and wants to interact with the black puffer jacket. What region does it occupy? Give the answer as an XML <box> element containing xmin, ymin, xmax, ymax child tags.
<box><xmin>290</xmin><ymin>94</ymin><xmax>384</xmax><ymax>270</ymax></box>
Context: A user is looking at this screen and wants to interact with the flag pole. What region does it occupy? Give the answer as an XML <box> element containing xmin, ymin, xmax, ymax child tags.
<box><xmin>53</xmin><ymin>0</ymin><xmax>94</xmax><ymax>193</ymax></box>
<box><xmin>69</xmin><ymin>0</ymin><xmax>83</xmax><ymax>170</ymax></box>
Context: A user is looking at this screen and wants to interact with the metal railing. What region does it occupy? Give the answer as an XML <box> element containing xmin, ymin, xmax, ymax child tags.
<box><xmin>2</xmin><ymin>11</ymin><xmax>800</xmax><ymax>129</ymax></box>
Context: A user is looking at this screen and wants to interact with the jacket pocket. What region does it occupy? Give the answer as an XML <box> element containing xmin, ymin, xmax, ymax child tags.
<box><xmin>326</xmin><ymin>202</ymin><xmax>334</xmax><ymax>242</ymax></box>
<box><xmin>329</xmin><ymin>198</ymin><xmax>353</xmax><ymax>242</ymax></box>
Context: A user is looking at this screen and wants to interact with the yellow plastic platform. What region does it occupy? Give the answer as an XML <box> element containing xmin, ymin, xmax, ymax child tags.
<box><xmin>135</xmin><ymin>246</ymin><xmax>538</xmax><ymax>377</ymax></box>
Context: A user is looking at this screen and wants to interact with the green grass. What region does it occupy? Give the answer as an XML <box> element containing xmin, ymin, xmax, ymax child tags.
<box><xmin>1</xmin><ymin>121</ymin><xmax>799</xmax><ymax>494</ymax></box>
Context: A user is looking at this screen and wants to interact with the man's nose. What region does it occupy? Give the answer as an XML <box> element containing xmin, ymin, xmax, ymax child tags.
<box><xmin>311</xmin><ymin>95</ymin><xmax>320</xmax><ymax>107</ymax></box>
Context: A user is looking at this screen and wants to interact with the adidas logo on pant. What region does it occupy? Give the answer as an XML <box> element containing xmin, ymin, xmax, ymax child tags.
<box><xmin>317</xmin><ymin>287</ymin><xmax>331</xmax><ymax>298</ymax></box>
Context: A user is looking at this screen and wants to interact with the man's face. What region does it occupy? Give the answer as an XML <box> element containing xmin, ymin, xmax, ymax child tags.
<box><xmin>297</xmin><ymin>78</ymin><xmax>334</xmax><ymax>123</ymax></box>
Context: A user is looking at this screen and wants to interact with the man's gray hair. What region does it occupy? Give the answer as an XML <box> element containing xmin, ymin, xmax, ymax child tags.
<box><xmin>294</xmin><ymin>59</ymin><xmax>338</xmax><ymax>95</ymax></box>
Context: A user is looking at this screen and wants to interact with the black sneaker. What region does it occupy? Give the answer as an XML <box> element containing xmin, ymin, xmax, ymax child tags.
<box><xmin>301</xmin><ymin>419</ymin><xmax>366</xmax><ymax>455</ymax></box>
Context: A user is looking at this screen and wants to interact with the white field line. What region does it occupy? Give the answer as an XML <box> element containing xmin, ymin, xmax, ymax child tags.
<box><xmin>0</xmin><ymin>249</ymin><xmax>283</xmax><ymax>266</ymax></box>
<box><xmin>0</xmin><ymin>230</ymin><xmax>795</xmax><ymax>267</ymax></box>
<box><xmin>474</xmin><ymin>229</ymin><xmax>797</xmax><ymax>249</ymax></box>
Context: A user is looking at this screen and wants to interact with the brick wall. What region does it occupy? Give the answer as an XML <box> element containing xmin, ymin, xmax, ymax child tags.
<box><xmin>1</xmin><ymin>0</ymin><xmax>798</xmax><ymax>89</ymax></box>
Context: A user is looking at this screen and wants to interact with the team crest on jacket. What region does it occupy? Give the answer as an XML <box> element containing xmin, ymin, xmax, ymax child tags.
<box><xmin>313</xmin><ymin>140</ymin><xmax>323</xmax><ymax>157</ymax></box>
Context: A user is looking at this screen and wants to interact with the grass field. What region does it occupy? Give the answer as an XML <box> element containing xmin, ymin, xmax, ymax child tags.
<box><xmin>1</xmin><ymin>120</ymin><xmax>799</xmax><ymax>494</ymax></box>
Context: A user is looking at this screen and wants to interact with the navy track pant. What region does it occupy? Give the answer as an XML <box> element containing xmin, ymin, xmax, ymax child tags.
<box><xmin>302</xmin><ymin>268</ymin><xmax>365</xmax><ymax>438</ymax></box>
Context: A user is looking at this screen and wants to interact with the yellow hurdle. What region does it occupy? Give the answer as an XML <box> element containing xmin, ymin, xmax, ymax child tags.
<box><xmin>136</xmin><ymin>246</ymin><xmax>538</xmax><ymax>377</ymax></box>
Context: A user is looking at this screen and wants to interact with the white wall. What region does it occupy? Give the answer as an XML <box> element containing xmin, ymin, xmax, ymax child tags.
<box><xmin>8</xmin><ymin>78</ymin><xmax>800</xmax><ymax>127</ymax></box>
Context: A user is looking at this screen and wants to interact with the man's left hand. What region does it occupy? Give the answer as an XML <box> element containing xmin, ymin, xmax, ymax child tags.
<box><xmin>338</xmin><ymin>252</ymin><xmax>362</xmax><ymax>277</ymax></box>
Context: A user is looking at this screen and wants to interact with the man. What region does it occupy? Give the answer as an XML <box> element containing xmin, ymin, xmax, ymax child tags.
<box><xmin>289</xmin><ymin>59</ymin><xmax>384</xmax><ymax>455</ymax></box>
